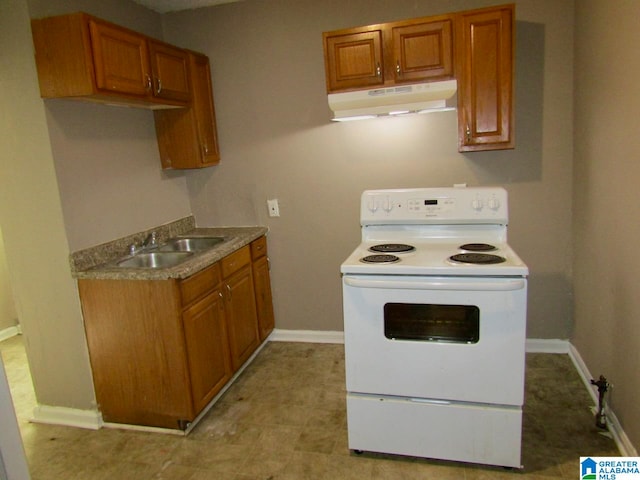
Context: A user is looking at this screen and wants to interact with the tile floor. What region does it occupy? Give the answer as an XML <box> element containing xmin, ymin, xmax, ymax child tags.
<box><xmin>0</xmin><ymin>335</ymin><xmax>619</xmax><ymax>479</ymax></box>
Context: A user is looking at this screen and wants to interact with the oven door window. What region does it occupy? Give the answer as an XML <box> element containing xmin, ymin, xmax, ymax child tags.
<box><xmin>384</xmin><ymin>303</ymin><xmax>479</xmax><ymax>343</ymax></box>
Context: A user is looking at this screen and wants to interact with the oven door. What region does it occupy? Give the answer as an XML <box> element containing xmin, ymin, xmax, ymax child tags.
<box><xmin>342</xmin><ymin>274</ymin><xmax>527</xmax><ymax>406</ymax></box>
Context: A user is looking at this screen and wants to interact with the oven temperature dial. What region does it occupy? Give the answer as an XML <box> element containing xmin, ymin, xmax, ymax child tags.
<box><xmin>488</xmin><ymin>196</ymin><xmax>501</xmax><ymax>210</ymax></box>
<box><xmin>471</xmin><ymin>198</ymin><xmax>484</xmax><ymax>211</ymax></box>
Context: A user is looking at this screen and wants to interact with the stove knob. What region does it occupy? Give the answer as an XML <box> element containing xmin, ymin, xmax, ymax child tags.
<box><xmin>488</xmin><ymin>197</ymin><xmax>501</xmax><ymax>210</ymax></box>
<box><xmin>471</xmin><ymin>198</ymin><xmax>484</xmax><ymax>211</ymax></box>
<box><xmin>382</xmin><ymin>197</ymin><xmax>393</xmax><ymax>213</ymax></box>
<box><xmin>367</xmin><ymin>199</ymin><xmax>379</xmax><ymax>213</ymax></box>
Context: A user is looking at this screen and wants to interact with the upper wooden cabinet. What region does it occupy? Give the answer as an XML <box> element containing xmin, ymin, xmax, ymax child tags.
<box><xmin>31</xmin><ymin>13</ymin><xmax>191</xmax><ymax>108</ymax></box>
<box><xmin>154</xmin><ymin>52</ymin><xmax>221</xmax><ymax>169</ymax></box>
<box><xmin>324</xmin><ymin>29</ymin><xmax>384</xmax><ymax>92</ymax></box>
<box><xmin>391</xmin><ymin>18</ymin><xmax>454</xmax><ymax>84</ymax></box>
<box><xmin>322</xmin><ymin>5</ymin><xmax>514</xmax><ymax>152</ymax></box>
<box><xmin>323</xmin><ymin>15</ymin><xmax>454</xmax><ymax>93</ymax></box>
<box><xmin>456</xmin><ymin>4</ymin><xmax>514</xmax><ymax>151</ymax></box>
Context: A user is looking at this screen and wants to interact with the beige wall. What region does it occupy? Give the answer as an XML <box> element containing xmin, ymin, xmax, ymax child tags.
<box><xmin>0</xmin><ymin>229</ymin><xmax>18</xmax><ymax>331</ymax></box>
<box><xmin>162</xmin><ymin>0</ymin><xmax>575</xmax><ymax>338</ymax></box>
<box><xmin>573</xmin><ymin>0</ymin><xmax>640</xmax><ymax>451</ymax></box>
<box><xmin>0</xmin><ymin>0</ymin><xmax>193</xmax><ymax>414</ymax></box>
<box><xmin>28</xmin><ymin>0</ymin><xmax>193</xmax><ymax>250</ymax></box>
<box><xmin>0</xmin><ymin>0</ymin><xmax>95</xmax><ymax>409</ymax></box>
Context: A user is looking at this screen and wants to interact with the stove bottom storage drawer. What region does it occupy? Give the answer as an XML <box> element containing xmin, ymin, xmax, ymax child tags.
<box><xmin>346</xmin><ymin>393</ymin><xmax>522</xmax><ymax>468</ymax></box>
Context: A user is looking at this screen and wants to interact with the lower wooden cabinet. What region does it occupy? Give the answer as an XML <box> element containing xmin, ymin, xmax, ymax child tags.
<box><xmin>251</xmin><ymin>237</ymin><xmax>275</xmax><ymax>341</ymax></box>
<box><xmin>78</xmin><ymin>238</ymin><xmax>273</xmax><ymax>431</ymax></box>
<box><xmin>221</xmin><ymin>246</ymin><xmax>260</xmax><ymax>371</ymax></box>
<box><xmin>182</xmin><ymin>284</ymin><xmax>232</xmax><ymax>414</ymax></box>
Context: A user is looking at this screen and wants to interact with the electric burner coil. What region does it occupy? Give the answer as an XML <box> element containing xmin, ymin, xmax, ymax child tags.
<box><xmin>369</xmin><ymin>244</ymin><xmax>416</xmax><ymax>253</ymax></box>
<box><xmin>360</xmin><ymin>254</ymin><xmax>401</xmax><ymax>264</ymax></box>
<box><xmin>449</xmin><ymin>253</ymin><xmax>506</xmax><ymax>264</ymax></box>
<box><xmin>459</xmin><ymin>243</ymin><xmax>497</xmax><ymax>252</ymax></box>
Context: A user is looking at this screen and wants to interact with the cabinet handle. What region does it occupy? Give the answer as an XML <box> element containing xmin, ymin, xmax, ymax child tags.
<box><xmin>203</xmin><ymin>142</ymin><xmax>209</xmax><ymax>155</ymax></box>
<box><xmin>376</xmin><ymin>62</ymin><xmax>381</xmax><ymax>77</ymax></box>
<box><xmin>155</xmin><ymin>77</ymin><xmax>162</xmax><ymax>95</ymax></box>
<box><xmin>396</xmin><ymin>60</ymin><xmax>401</xmax><ymax>76</ymax></box>
<box><xmin>145</xmin><ymin>74</ymin><xmax>152</xmax><ymax>92</ymax></box>
<box><xmin>465</xmin><ymin>125</ymin><xmax>471</xmax><ymax>142</ymax></box>
<box><xmin>226</xmin><ymin>284</ymin><xmax>232</xmax><ymax>300</ymax></box>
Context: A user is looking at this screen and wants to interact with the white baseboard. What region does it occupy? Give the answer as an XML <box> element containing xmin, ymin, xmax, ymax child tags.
<box><xmin>31</xmin><ymin>405</ymin><xmax>103</xmax><ymax>431</ymax></box>
<box><xmin>269</xmin><ymin>329</ymin><xmax>344</xmax><ymax>344</ymax></box>
<box><xmin>270</xmin><ymin>333</ymin><xmax>573</xmax><ymax>351</ymax></box>
<box><xmin>525</xmin><ymin>338</ymin><xmax>570</xmax><ymax>353</ymax></box>
<box><xmin>568</xmin><ymin>344</ymin><xmax>638</xmax><ymax>457</ymax></box>
<box><xmin>0</xmin><ymin>325</ymin><xmax>21</xmax><ymax>343</ymax></box>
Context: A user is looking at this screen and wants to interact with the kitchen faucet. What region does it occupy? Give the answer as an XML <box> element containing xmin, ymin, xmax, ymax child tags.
<box><xmin>128</xmin><ymin>231</ymin><xmax>158</xmax><ymax>255</ymax></box>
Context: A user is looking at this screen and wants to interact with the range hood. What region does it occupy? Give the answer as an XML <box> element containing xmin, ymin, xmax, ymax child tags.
<box><xmin>328</xmin><ymin>79</ymin><xmax>457</xmax><ymax>121</ymax></box>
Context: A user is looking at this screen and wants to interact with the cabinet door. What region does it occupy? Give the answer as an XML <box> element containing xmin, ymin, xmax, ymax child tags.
<box><xmin>183</xmin><ymin>288</ymin><xmax>232</xmax><ymax>414</ymax></box>
<box><xmin>148</xmin><ymin>41</ymin><xmax>191</xmax><ymax>103</ymax></box>
<box><xmin>191</xmin><ymin>53</ymin><xmax>220</xmax><ymax>166</ymax></box>
<box><xmin>89</xmin><ymin>19</ymin><xmax>151</xmax><ymax>97</ymax></box>
<box><xmin>224</xmin><ymin>266</ymin><xmax>260</xmax><ymax>371</ymax></box>
<box><xmin>324</xmin><ymin>29</ymin><xmax>384</xmax><ymax>92</ymax></box>
<box><xmin>392</xmin><ymin>18</ymin><xmax>453</xmax><ymax>83</ymax></box>
<box><xmin>253</xmin><ymin>255</ymin><xmax>275</xmax><ymax>341</ymax></box>
<box><xmin>153</xmin><ymin>52</ymin><xmax>220</xmax><ymax>169</ymax></box>
<box><xmin>456</xmin><ymin>6</ymin><xmax>514</xmax><ymax>151</ymax></box>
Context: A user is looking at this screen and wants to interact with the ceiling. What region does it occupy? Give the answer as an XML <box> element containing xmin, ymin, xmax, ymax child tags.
<box><xmin>132</xmin><ymin>0</ymin><xmax>242</xmax><ymax>13</ymax></box>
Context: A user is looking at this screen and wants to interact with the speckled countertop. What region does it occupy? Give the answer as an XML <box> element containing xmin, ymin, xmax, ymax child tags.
<box><xmin>70</xmin><ymin>216</ymin><xmax>268</xmax><ymax>280</ymax></box>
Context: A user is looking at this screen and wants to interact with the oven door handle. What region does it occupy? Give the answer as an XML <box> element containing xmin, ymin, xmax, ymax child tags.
<box><xmin>343</xmin><ymin>276</ymin><xmax>526</xmax><ymax>291</ymax></box>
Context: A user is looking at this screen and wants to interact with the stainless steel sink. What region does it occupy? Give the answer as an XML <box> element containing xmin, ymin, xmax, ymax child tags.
<box><xmin>116</xmin><ymin>251</ymin><xmax>193</xmax><ymax>269</ymax></box>
<box><xmin>158</xmin><ymin>236</ymin><xmax>225</xmax><ymax>252</ymax></box>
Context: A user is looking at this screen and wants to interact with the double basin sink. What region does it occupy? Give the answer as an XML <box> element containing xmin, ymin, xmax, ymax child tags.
<box><xmin>115</xmin><ymin>236</ymin><xmax>225</xmax><ymax>269</ymax></box>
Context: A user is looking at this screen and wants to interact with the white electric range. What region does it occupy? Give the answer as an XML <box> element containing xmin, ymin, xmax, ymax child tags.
<box><xmin>341</xmin><ymin>187</ymin><xmax>529</xmax><ymax>468</ymax></box>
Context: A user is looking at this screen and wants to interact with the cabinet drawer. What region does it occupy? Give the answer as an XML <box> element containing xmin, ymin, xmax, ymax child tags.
<box><xmin>222</xmin><ymin>246</ymin><xmax>251</xmax><ymax>278</ymax></box>
<box><xmin>180</xmin><ymin>262</ymin><xmax>221</xmax><ymax>307</ymax></box>
<box><xmin>250</xmin><ymin>236</ymin><xmax>268</xmax><ymax>260</ymax></box>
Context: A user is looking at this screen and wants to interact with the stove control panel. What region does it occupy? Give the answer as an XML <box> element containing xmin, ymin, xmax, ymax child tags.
<box><xmin>408</xmin><ymin>197</ymin><xmax>456</xmax><ymax>214</ymax></box>
<box><xmin>361</xmin><ymin>187</ymin><xmax>508</xmax><ymax>225</ymax></box>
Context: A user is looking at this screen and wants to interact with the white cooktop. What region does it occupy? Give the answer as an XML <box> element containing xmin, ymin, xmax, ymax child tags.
<box><xmin>341</xmin><ymin>187</ymin><xmax>528</xmax><ymax>277</ymax></box>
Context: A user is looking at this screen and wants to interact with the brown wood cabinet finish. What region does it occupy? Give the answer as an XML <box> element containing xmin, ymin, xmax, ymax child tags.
<box><xmin>78</xmin><ymin>278</ymin><xmax>193</xmax><ymax>429</ymax></box>
<box><xmin>182</xmin><ymin>284</ymin><xmax>232</xmax><ymax>414</ymax></box>
<box><xmin>148</xmin><ymin>40</ymin><xmax>192</xmax><ymax>103</ymax></box>
<box><xmin>31</xmin><ymin>13</ymin><xmax>190</xmax><ymax>108</ymax></box>
<box><xmin>154</xmin><ymin>52</ymin><xmax>221</xmax><ymax>169</ymax></box>
<box><xmin>89</xmin><ymin>19</ymin><xmax>151</xmax><ymax>98</ymax></box>
<box><xmin>79</xmin><ymin>258</ymin><xmax>242</xmax><ymax>430</ymax></box>
<box><xmin>78</xmin><ymin>238</ymin><xmax>273</xmax><ymax>430</ymax></box>
<box><xmin>391</xmin><ymin>19</ymin><xmax>454</xmax><ymax>84</ymax></box>
<box><xmin>456</xmin><ymin>4</ymin><xmax>514</xmax><ymax>151</ymax></box>
<box><xmin>324</xmin><ymin>29</ymin><xmax>384</xmax><ymax>92</ymax></box>
<box><xmin>221</xmin><ymin>246</ymin><xmax>260</xmax><ymax>371</ymax></box>
<box><xmin>251</xmin><ymin>237</ymin><xmax>275</xmax><ymax>341</ymax></box>
<box><xmin>322</xmin><ymin>5</ymin><xmax>514</xmax><ymax>151</ymax></box>
<box><xmin>323</xmin><ymin>15</ymin><xmax>454</xmax><ymax>93</ymax></box>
